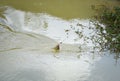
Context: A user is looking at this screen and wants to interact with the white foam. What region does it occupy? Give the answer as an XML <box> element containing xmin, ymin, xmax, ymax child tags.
<box><xmin>2</xmin><ymin>7</ymin><xmax>99</xmax><ymax>47</ymax></box>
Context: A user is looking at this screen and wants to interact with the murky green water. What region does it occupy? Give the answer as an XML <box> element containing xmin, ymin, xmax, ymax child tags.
<box><xmin>0</xmin><ymin>0</ymin><xmax>120</xmax><ymax>81</ymax></box>
<box><xmin>0</xmin><ymin>0</ymin><xmax>119</xmax><ymax>19</ymax></box>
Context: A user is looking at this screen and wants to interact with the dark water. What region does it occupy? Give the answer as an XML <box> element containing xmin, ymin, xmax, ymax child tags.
<box><xmin>0</xmin><ymin>0</ymin><xmax>119</xmax><ymax>19</ymax></box>
<box><xmin>0</xmin><ymin>0</ymin><xmax>120</xmax><ymax>81</ymax></box>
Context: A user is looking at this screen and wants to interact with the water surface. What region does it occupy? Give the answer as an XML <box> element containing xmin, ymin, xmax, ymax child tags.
<box><xmin>0</xmin><ymin>0</ymin><xmax>119</xmax><ymax>19</ymax></box>
<box><xmin>0</xmin><ymin>0</ymin><xmax>120</xmax><ymax>81</ymax></box>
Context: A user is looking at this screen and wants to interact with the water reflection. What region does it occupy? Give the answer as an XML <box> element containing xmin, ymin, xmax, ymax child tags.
<box><xmin>0</xmin><ymin>50</ymin><xmax>120</xmax><ymax>81</ymax></box>
<box><xmin>0</xmin><ymin>51</ymin><xmax>101</xmax><ymax>81</ymax></box>
<box><xmin>88</xmin><ymin>53</ymin><xmax>120</xmax><ymax>81</ymax></box>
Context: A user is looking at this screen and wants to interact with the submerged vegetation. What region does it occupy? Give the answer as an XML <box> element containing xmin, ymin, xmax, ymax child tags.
<box><xmin>92</xmin><ymin>5</ymin><xmax>120</xmax><ymax>53</ymax></box>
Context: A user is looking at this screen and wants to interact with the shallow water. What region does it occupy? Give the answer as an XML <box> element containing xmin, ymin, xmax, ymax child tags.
<box><xmin>0</xmin><ymin>0</ymin><xmax>120</xmax><ymax>81</ymax></box>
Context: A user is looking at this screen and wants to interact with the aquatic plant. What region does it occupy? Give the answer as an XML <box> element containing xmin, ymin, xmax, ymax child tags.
<box><xmin>92</xmin><ymin>5</ymin><xmax>120</xmax><ymax>53</ymax></box>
